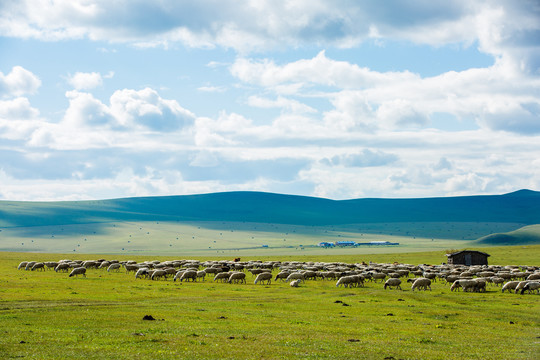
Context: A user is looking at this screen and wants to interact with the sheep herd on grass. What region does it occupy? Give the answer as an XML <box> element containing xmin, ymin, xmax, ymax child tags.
<box><xmin>16</xmin><ymin>258</ymin><xmax>540</xmax><ymax>295</ymax></box>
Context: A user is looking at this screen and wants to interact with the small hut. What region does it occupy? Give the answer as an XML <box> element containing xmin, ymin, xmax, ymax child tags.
<box><xmin>446</xmin><ymin>250</ymin><xmax>490</xmax><ymax>266</ymax></box>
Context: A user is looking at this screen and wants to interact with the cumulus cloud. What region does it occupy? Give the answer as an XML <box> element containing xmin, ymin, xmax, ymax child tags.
<box><xmin>67</xmin><ymin>71</ymin><xmax>104</xmax><ymax>90</ymax></box>
<box><xmin>2</xmin><ymin>1</ymin><xmax>538</xmax><ymax>72</ymax></box>
<box><xmin>110</xmin><ymin>88</ymin><xmax>195</xmax><ymax>131</ymax></box>
<box><xmin>0</xmin><ymin>66</ymin><xmax>41</xmax><ymax>97</ymax></box>
<box><xmin>62</xmin><ymin>87</ymin><xmax>195</xmax><ymax>131</ymax></box>
<box><xmin>231</xmin><ymin>51</ymin><xmax>540</xmax><ymax>134</ymax></box>
<box><xmin>323</xmin><ymin>149</ymin><xmax>398</xmax><ymax>168</ymax></box>
<box><xmin>0</xmin><ymin>97</ymin><xmax>40</xmax><ymax>119</ymax></box>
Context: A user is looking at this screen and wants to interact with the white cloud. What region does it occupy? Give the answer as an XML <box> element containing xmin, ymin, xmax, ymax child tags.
<box><xmin>247</xmin><ymin>95</ymin><xmax>317</xmax><ymax>114</ymax></box>
<box><xmin>0</xmin><ymin>97</ymin><xmax>40</xmax><ymax>119</ymax></box>
<box><xmin>0</xmin><ymin>66</ymin><xmax>41</xmax><ymax>97</ymax></box>
<box><xmin>110</xmin><ymin>88</ymin><xmax>195</xmax><ymax>131</ymax></box>
<box><xmin>231</xmin><ymin>51</ymin><xmax>540</xmax><ymax>134</ymax></box>
<box><xmin>67</xmin><ymin>71</ymin><xmax>104</xmax><ymax>90</ymax></box>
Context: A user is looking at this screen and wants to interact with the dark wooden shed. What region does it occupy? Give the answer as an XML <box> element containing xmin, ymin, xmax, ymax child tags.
<box><xmin>446</xmin><ymin>250</ymin><xmax>490</xmax><ymax>266</ymax></box>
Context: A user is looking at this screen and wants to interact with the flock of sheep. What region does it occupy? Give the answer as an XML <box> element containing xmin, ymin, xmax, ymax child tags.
<box><xmin>17</xmin><ymin>258</ymin><xmax>540</xmax><ymax>294</ymax></box>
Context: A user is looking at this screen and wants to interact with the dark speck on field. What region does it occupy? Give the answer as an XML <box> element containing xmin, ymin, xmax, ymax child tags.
<box><xmin>142</xmin><ymin>315</ymin><xmax>156</xmax><ymax>320</ymax></box>
<box><xmin>397</xmin><ymin>299</ymin><xmax>405</xmax><ymax>301</ymax></box>
<box><xmin>227</xmin><ymin>336</ymin><xmax>235</xmax><ymax>339</ymax></box>
<box><xmin>218</xmin><ymin>316</ymin><xmax>227</xmax><ymax>319</ymax></box>
<box><xmin>132</xmin><ymin>333</ymin><xmax>145</xmax><ymax>336</ymax></box>
<box><xmin>386</xmin><ymin>313</ymin><xmax>394</xmax><ymax>316</ymax></box>
<box><xmin>342</xmin><ymin>303</ymin><xmax>350</xmax><ymax>306</ymax></box>
<box><xmin>347</xmin><ymin>339</ymin><xmax>360</xmax><ymax>342</ymax></box>
<box><xmin>334</xmin><ymin>300</ymin><xmax>343</xmax><ymax>303</ymax></box>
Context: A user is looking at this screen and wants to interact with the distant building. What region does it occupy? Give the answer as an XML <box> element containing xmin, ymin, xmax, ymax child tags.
<box><xmin>318</xmin><ymin>242</ymin><xmax>335</xmax><ymax>247</ymax></box>
<box><xmin>446</xmin><ymin>250</ymin><xmax>490</xmax><ymax>266</ymax></box>
<box><xmin>355</xmin><ymin>241</ymin><xmax>399</xmax><ymax>246</ymax></box>
<box><xmin>334</xmin><ymin>241</ymin><xmax>357</xmax><ymax>247</ymax></box>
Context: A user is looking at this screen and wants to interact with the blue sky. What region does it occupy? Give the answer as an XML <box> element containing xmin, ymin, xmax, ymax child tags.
<box><xmin>0</xmin><ymin>0</ymin><xmax>539</xmax><ymax>200</ymax></box>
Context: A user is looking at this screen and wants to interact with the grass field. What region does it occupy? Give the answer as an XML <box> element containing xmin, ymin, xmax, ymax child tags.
<box><xmin>0</xmin><ymin>219</ymin><xmax>531</xmax><ymax>256</ymax></box>
<box><xmin>0</xmin><ymin>247</ymin><xmax>539</xmax><ymax>359</ymax></box>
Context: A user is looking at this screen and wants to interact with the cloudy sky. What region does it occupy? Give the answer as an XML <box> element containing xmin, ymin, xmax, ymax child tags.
<box><xmin>1</xmin><ymin>0</ymin><xmax>539</xmax><ymax>201</ymax></box>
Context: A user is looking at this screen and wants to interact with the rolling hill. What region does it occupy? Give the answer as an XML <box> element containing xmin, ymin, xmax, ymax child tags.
<box><xmin>0</xmin><ymin>189</ymin><xmax>539</xmax><ymax>254</ymax></box>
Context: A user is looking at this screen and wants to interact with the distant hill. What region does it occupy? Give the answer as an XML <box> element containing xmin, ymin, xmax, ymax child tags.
<box><xmin>1</xmin><ymin>189</ymin><xmax>539</xmax><ymax>228</ymax></box>
<box><xmin>476</xmin><ymin>224</ymin><xmax>540</xmax><ymax>245</ymax></box>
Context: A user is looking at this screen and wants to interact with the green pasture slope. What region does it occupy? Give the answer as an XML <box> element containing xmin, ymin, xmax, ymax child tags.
<box><xmin>1</xmin><ymin>189</ymin><xmax>539</xmax><ymax>255</ymax></box>
<box><xmin>0</xmin><ymin>247</ymin><xmax>539</xmax><ymax>360</ymax></box>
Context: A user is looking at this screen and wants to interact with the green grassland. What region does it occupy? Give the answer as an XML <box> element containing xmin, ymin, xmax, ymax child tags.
<box><xmin>1</xmin><ymin>220</ymin><xmax>536</xmax><ymax>256</ymax></box>
<box><xmin>0</xmin><ymin>247</ymin><xmax>539</xmax><ymax>360</ymax></box>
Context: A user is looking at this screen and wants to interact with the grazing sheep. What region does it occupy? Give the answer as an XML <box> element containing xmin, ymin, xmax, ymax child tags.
<box><xmin>98</xmin><ymin>261</ymin><xmax>111</xmax><ymax>269</ymax></box>
<box><xmin>520</xmin><ymin>281</ymin><xmax>540</xmax><ymax>294</ymax></box>
<box><xmin>501</xmin><ymin>281</ymin><xmax>520</xmax><ymax>293</ymax></box>
<box><xmin>69</xmin><ymin>267</ymin><xmax>86</xmax><ymax>277</ymax></box>
<box><xmin>44</xmin><ymin>262</ymin><xmax>58</xmax><ymax>270</ymax></box>
<box><xmin>275</xmin><ymin>271</ymin><xmax>291</xmax><ymax>281</ymax></box>
<box><xmin>55</xmin><ymin>263</ymin><xmax>70</xmax><ymax>272</ymax></box>
<box><xmin>25</xmin><ymin>261</ymin><xmax>36</xmax><ymax>271</ymax></box>
<box><xmin>514</xmin><ymin>280</ymin><xmax>539</xmax><ymax>294</ymax></box>
<box><xmin>135</xmin><ymin>268</ymin><xmax>150</xmax><ymax>279</ymax></box>
<box><xmin>196</xmin><ymin>270</ymin><xmax>207</xmax><ymax>281</ymax></box>
<box><xmin>473</xmin><ymin>278</ymin><xmax>486</xmax><ymax>293</ymax></box>
<box><xmin>173</xmin><ymin>270</ymin><xmax>185</xmax><ymax>282</ymax></box>
<box><xmin>450</xmin><ymin>279</ymin><xmax>476</xmax><ymax>292</ymax></box>
<box><xmin>179</xmin><ymin>270</ymin><xmax>197</xmax><ymax>282</ymax></box>
<box><xmin>107</xmin><ymin>263</ymin><xmax>122</xmax><ymax>272</ymax></box>
<box><xmin>290</xmin><ymin>279</ymin><xmax>301</xmax><ymax>287</ymax></box>
<box><xmin>254</xmin><ymin>272</ymin><xmax>272</xmax><ymax>285</ymax></box>
<box><xmin>17</xmin><ymin>261</ymin><xmax>28</xmax><ymax>270</ymax></box>
<box><xmin>31</xmin><ymin>262</ymin><xmax>45</xmax><ymax>271</ymax></box>
<box><xmin>336</xmin><ymin>276</ymin><xmax>353</xmax><ymax>288</ymax></box>
<box><xmin>409</xmin><ymin>277</ymin><xmax>432</xmax><ymax>291</ymax></box>
<box><xmin>151</xmin><ymin>270</ymin><xmax>167</xmax><ymax>281</ymax></box>
<box><xmin>213</xmin><ymin>272</ymin><xmax>231</xmax><ymax>282</ymax></box>
<box><xmin>490</xmin><ymin>276</ymin><xmax>505</xmax><ymax>287</ymax></box>
<box><xmin>372</xmin><ymin>273</ymin><xmax>387</xmax><ymax>283</ymax></box>
<box><xmin>228</xmin><ymin>272</ymin><xmax>246</xmax><ymax>284</ymax></box>
<box><xmin>384</xmin><ymin>278</ymin><xmax>402</xmax><ymax>290</ymax></box>
<box><xmin>286</xmin><ymin>272</ymin><xmax>305</xmax><ymax>282</ymax></box>
<box><xmin>526</xmin><ymin>273</ymin><xmax>540</xmax><ymax>281</ymax></box>
<box><xmin>124</xmin><ymin>264</ymin><xmax>139</xmax><ymax>273</ymax></box>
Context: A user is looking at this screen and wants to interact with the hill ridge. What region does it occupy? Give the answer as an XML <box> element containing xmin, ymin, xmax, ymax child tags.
<box><xmin>1</xmin><ymin>190</ymin><xmax>539</xmax><ymax>228</ymax></box>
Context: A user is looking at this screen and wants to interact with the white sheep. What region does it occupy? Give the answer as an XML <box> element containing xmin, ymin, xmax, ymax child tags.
<box><xmin>196</xmin><ymin>270</ymin><xmax>207</xmax><ymax>281</ymax></box>
<box><xmin>69</xmin><ymin>267</ymin><xmax>86</xmax><ymax>277</ymax></box>
<box><xmin>336</xmin><ymin>276</ymin><xmax>353</xmax><ymax>288</ymax></box>
<box><xmin>409</xmin><ymin>277</ymin><xmax>432</xmax><ymax>291</ymax></box>
<box><xmin>55</xmin><ymin>263</ymin><xmax>70</xmax><ymax>272</ymax></box>
<box><xmin>520</xmin><ymin>281</ymin><xmax>540</xmax><ymax>294</ymax></box>
<box><xmin>31</xmin><ymin>262</ymin><xmax>45</xmax><ymax>271</ymax></box>
<box><xmin>173</xmin><ymin>270</ymin><xmax>185</xmax><ymax>282</ymax></box>
<box><xmin>124</xmin><ymin>264</ymin><xmax>139</xmax><ymax>273</ymax></box>
<box><xmin>213</xmin><ymin>272</ymin><xmax>231</xmax><ymax>282</ymax></box>
<box><xmin>25</xmin><ymin>261</ymin><xmax>36</xmax><ymax>271</ymax></box>
<box><xmin>107</xmin><ymin>263</ymin><xmax>122</xmax><ymax>272</ymax></box>
<box><xmin>290</xmin><ymin>279</ymin><xmax>301</xmax><ymax>287</ymax></box>
<box><xmin>151</xmin><ymin>269</ymin><xmax>167</xmax><ymax>280</ymax></box>
<box><xmin>17</xmin><ymin>261</ymin><xmax>28</xmax><ymax>270</ymax></box>
<box><xmin>135</xmin><ymin>268</ymin><xmax>150</xmax><ymax>279</ymax></box>
<box><xmin>450</xmin><ymin>279</ymin><xmax>476</xmax><ymax>292</ymax></box>
<box><xmin>275</xmin><ymin>271</ymin><xmax>291</xmax><ymax>281</ymax></box>
<box><xmin>254</xmin><ymin>272</ymin><xmax>272</xmax><ymax>285</ymax></box>
<box><xmin>501</xmin><ymin>281</ymin><xmax>520</xmax><ymax>293</ymax></box>
<box><xmin>179</xmin><ymin>270</ymin><xmax>197</xmax><ymax>282</ymax></box>
<box><xmin>228</xmin><ymin>272</ymin><xmax>246</xmax><ymax>284</ymax></box>
<box><xmin>384</xmin><ymin>278</ymin><xmax>402</xmax><ymax>290</ymax></box>
<box><xmin>286</xmin><ymin>272</ymin><xmax>305</xmax><ymax>282</ymax></box>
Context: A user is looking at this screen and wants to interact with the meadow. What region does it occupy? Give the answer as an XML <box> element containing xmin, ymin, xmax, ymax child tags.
<box><xmin>0</xmin><ymin>246</ymin><xmax>539</xmax><ymax>360</ymax></box>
